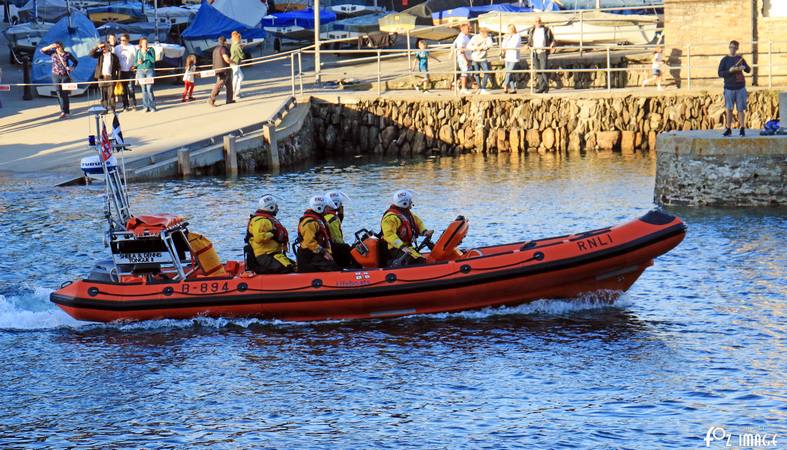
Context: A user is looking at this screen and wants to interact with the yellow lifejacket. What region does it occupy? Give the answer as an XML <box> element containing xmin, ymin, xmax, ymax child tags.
<box><xmin>188</xmin><ymin>232</ymin><xmax>227</xmax><ymax>276</ymax></box>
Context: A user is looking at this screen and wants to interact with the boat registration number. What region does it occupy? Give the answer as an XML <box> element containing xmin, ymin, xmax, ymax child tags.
<box><xmin>0</xmin><ymin>85</ymin><xmax>10</xmax><ymax>91</ymax></box>
<box><xmin>62</xmin><ymin>83</ymin><xmax>78</xmax><ymax>91</ymax></box>
<box><xmin>181</xmin><ymin>282</ymin><xmax>230</xmax><ymax>294</ymax></box>
<box><xmin>200</xmin><ymin>70</ymin><xmax>216</xmax><ymax>77</ymax></box>
<box><xmin>138</xmin><ymin>77</ymin><xmax>154</xmax><ymax>85</ymax></box>
<box><xmin>114</xmin><ymin>252</ymin><xmax>170</xmax><ymax>264</ymax></box>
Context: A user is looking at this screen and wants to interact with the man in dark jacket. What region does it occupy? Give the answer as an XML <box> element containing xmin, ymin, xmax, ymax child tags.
<box><xmin>527</xmin><ymin>17</ymin><xmax>555</xmax><ymax>94</ymax></box>
<box><xmin>209</xmin><ymin>36</ymin><xmax>234</xmax><ymax>107</ymax></box>
<box><xmin>91</xmin><ymin>41</ymin><xmax>121</xmax><ymax>111</ymax></box>
<box><xmin>717</xmin><ymin>40</ymin><xmax>752</xmax><ymax>136</ymax></box>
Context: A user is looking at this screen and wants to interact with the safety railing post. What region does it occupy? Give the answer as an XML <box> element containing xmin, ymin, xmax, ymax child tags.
<box><xmin>768</xmin><ymin>40</ymin><xmax>773</xmax><ymax>89</ymax></box>
<box><xmin>530</xmin><ymin>47</ymin><xmax>535</xmax><ymax>94</ymax></box>
<box><xmin>687</xmin><ymin>43</ymin><xmax>692</xmax><ymax>90</ymax></box>
<box><xmin>579</xmin><ymin>10</ymin><xmax>584</xmax><ymax>56</ymax></box>
<box><xmin>298</xmin><ymin>50</ymin><xmax>304</xmax><ymax>95</ymax></box>
<box><xmin>377</xmin><ymin>49</ymin><xmax>382</xmax><ymax>96</ymax></box>
<box><xmin>454</xmin><ymin>49</ymin><xmax>459</xmax><ymax>97</ymax></box>
<box><xmin>498</xmin><ymin>11</ymin><xmax>502</xmax><ymax>44</ymax></box>
<box><xmin>406</xmin><ymin>29</ymin><xmax>412</xmax><ymax>75</ymax></box>
<box><xmin>290</xmin><ymin>52</ymin><xmax>296</xmax><ymax>97</ymax></box>
<box><xmin>606</xmin><ymin>45</ymin><xmax>611</xmax><ymax>91</ymax></box>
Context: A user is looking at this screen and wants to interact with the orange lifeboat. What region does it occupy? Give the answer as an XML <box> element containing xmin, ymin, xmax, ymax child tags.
<box><xmin>50</xmin><ymin>210</ymin><xmax>686</xmax><ymax>323</ymax></box>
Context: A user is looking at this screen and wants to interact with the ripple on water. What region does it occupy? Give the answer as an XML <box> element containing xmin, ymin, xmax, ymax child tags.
<box><xmin>0</xmin><ymin>153</ymin><xmax>785</xmax><ymax>448</ymax></box>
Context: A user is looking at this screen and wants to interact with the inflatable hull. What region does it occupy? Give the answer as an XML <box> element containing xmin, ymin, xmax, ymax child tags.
<box><xmin>51</xmin><ymin>211</ymin><xmax>686</xmax><ymax>323</ymax></box>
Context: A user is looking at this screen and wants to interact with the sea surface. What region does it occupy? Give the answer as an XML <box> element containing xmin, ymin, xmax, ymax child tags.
<box><xmin>0</xmin><ymin>153</ymin><xmax>785</xmax><ymax>448</ymax></box>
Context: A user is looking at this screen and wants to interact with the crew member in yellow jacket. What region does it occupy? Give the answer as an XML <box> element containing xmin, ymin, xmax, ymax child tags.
<box><xmin>244</xmin><ymin>195</ymin><xmax>295</xmax><ymax>274</ymax></box>
<box><xmin>323</xmin><ymin>190</ymin><xmax>356</xmax><ymax>269</ymax></box>
<box><xmin>296</xmin><ymin>195</ymin><xmax>339</xmax><ymax>273</ymax></box>
<box><xmin>381</xmin><ymin>189</ymin><xmax>434</xmax><ymax>266</ymax></box>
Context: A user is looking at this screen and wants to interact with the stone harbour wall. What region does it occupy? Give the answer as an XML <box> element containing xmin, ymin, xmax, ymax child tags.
<box><xmin>655</xmin><ymin>131</ymin><xmax>786</xmax><ymax>206</ymax></box>
<box><xmin>310</xmin><ymin>90</ymin><xmax>781</xmax><ymax>156</ymax></box>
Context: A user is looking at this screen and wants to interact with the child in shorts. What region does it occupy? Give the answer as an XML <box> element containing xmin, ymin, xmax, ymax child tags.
<box><xmin>412</xmin><ymin>39</ymin><xmax>439</xmax><ymax>93</ymax></box>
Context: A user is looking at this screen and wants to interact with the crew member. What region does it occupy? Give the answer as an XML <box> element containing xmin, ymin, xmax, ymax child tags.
<box><xmin>244</xmin><ymin>195</ymin><xmax>294</xmax><ymax>274</ymax></box>
<box><xmin>381</xmin><ymin>190</ymin><xmax>434</xmax><ymax>266</ymax></box>
<box><xmin>297</xmin><ymin>196</ymin><xmax>339</xmax><ymax>273</ymax></box>
<box><xmin>324</xmin><ymin>190</ymin><xmax>356</xmax><ymax>269</ymax></box>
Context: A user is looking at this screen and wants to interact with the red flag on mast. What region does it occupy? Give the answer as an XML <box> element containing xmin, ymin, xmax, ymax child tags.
<box><xmin>100</xmin><ymin>123</ymin><xmax>113</xmax><ymax>161</ymax></box>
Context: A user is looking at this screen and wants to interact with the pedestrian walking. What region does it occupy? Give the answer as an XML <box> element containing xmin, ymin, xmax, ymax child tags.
<box><xmin>209</xmin><ymin>36</ymin><xmax>234</xmax><ymax>106</ymax></box>
<box><xmin>91</xmin><ymin>41</ymin><xmax>120</xmax><ymax>111</ymax></box>
<box><xmin>527</xmin><ymin>17</ymin><xmax>555</xmax><ymax>93</ymax></box>
<box><xmin>453</xmin><ymin>23</ymin><xmax>472</xmax><ymax>95</ymax></box>
<box><xmin>40</xmin><ymin>41</ymin><xmax>78</xmax><ymax>119</ymax></box>
<box><xmin>134</xmin><ymin>37</ymin><xmax>157</xmax><ymax>112</ymax></box>
<box><xmin>641</xmin><ymin>45</ymin><xmax>665</xmax><ymax>91</ymax></box>
<box><xmin>468</xmin><ymin>28</ymin><xmax>493</xmax><ymax>94</ymax></box>
<box><xmin>718</xmin><ymin>40</ymin><xmax>751</xmax><ymax>137</ymax></box>
<box><xmin>114</xmin><ymin>33</ymin><xmax>137</xmax><ymax>111</ymax></box>
<box><xmin>230</xmin><ymin>31</ymin><xmax>245</xmax><ymax>100</ymax></box>
<box><xmin>501</xmin><ymin>24</ymin><xmax>521</xmax><ymax>94</ymax></box>
<box><xmin>182</xmin><ymin>54</ymin><xmax>197</xmax><ymax>102</ymax></box>
<box><xmin>411</xmin><ymin>38</ymin><xmax>439</xmax><ymax>93</ymax></box>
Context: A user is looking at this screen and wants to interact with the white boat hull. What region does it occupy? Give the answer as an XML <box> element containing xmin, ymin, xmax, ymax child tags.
<box><xmin>331</xmin><ymin>4</ymin><xmax>385</xmax><ymax>18</ymax></box>
<box><xmin>478</xmin><ymin>10</ymin><xmax>660</xmax><ymax>45</ymax></box>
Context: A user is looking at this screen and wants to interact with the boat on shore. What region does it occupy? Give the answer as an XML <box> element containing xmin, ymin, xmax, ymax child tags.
<box><xmin>32</xmin><ymin>10</ymin><xmax>99</xmax><ymax>96</ymax></box>
<box><xmin>181</xmin><ymin>0</ymin><xmax>266</xmax><ymax>58</ymax></box>
<box><xmin>50</xmin><ymin>109</ymin><xmax>686</xmax><ymax>324</ymax></box>
<box><xmin>477</xmin><ymin>9</ymin><xmax>660</xmax><ymax>45</ymax></box>
<box><xmin>3</xmin><ymin>20</ymin><xmax>54</xmax><ymax>60</ymax></box>
<box><xmin>261</xmin><ymin>7</ymin><xmax>336</xmax><ymax>41</ymax></box>
<box><xmin>321</xmin><ymin>12</ymin><xmax>385</xmax><ymax>40</ymax></box>
<box><xmin>331</xmin><ymin>0</ymin><xmax>384</xmax><ymax>19</ymax></box>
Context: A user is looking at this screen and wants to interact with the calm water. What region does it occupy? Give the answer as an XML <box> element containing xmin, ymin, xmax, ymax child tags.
<box><xmin>0</xmin><ymin>153</ymin><xmax>785</xmax><ymax>448</ymax></box>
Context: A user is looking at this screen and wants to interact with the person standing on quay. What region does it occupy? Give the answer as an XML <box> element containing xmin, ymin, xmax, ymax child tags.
<box><xmin>453</xmin><ymin>23</ymin><xmax>472</xmax><ymax>95</ymax></box>
<box><xmin>40</xmin><ymin>41</ymin><xmax>78</xmax><ymax>119</ymax></box>
<box><xmin>230</xmin><ymin>31</ymin><xmax>245</xmax><ymax>101</ymax></box>
<box><xmin>718</xmin><ymin>40</ymin><xmax>751</xmax><ymax>137</ymax></box>
<box><xmin>209</xmin><ymin>35</ymin><xmax>234</xmax><ymax>107</ymax></box>
<box><xmin>527</xmin><ymin>16</ymin><xmax>555</xmax><ymax>94</ymax></box>
<box><xmin>412</xmin><ymin>38</ymin><xmax>439</xmax><ymax>93</ymax></box>
<box><xmin>641</xmin><ymin>45</ymin><xmax>665</xmax><ymax>91</ymax></box>
<box><xmin>501</xmin><ymin>24</ymin><xmax>521</xmax><ymax>94</ymax></box>
<box><xmin>134</xmin><ymin>38</ymin><xmax>157</xmax><ymax>112</ymax></box>
<box><xmin>182</xmin><ymin>54</ymin><xmax>197</xmax><ymax>102</ymax></box>
<box><xmin>468</xmin><ymin>27</ymin><xmax>493</xmax><ymax>94</ymax></box>
<box><xmin>91</xmin><ymin>41</ymin><xmax>120</xmax><ymax>111</ymax></box>
<box><xmin>115</xmin><ymin>33</ymin><xmax>137</xmax><ymax>111</ymax></box>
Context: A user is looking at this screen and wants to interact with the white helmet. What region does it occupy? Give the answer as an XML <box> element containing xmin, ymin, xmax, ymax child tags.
<box><xmin>324</xmin><ymin>191</ymin><xmax>350</xmax><ymax>210</ymax></box>
<box><xmin>392</xmin><ymin>189</ymin><xmax>414</xmax><ymax>209</ymax></box>
<box><xmin>258</xmin><ymin>194</ymin><xmax>278</xmax><ymax>213</ymax></box>
<box><xmin>309</xmin><ymin>195</ymin><xmax>328</xmax><ymax>214</ymax></box>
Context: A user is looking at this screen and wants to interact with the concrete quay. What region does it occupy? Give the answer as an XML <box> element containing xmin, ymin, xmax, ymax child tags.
<box><xmin>655</xmin><ymin>130</ymin><xmax>786</xmax><ymax>207</ymax></box>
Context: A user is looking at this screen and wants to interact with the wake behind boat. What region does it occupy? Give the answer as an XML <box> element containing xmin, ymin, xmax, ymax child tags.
<box><xmin>50</xmin><ymin>108</ymin><xmax>686</xmax><ymax>324</ymax></box>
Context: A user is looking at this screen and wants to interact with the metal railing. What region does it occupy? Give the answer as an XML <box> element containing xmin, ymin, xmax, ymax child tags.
<box><xmin>303</xmin><ymin>39</ymin><xmax>787</xmax><ymax>95</ymax></box>
<box><xmin>1</xmin><ymin>2</ymin><xmax>785</xmax><ymax>105</ymax></box>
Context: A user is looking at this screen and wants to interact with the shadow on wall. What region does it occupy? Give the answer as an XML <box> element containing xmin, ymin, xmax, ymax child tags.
<box><xmin>668</xmin><ymin>48</ymin><xmax>683</xmax><ymax>89</ymax></box>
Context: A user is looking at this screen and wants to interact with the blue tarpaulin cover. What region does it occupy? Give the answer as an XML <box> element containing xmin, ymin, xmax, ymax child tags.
<box><xmin>260</xmin><ymin>8</ymin><xmax>337</xmax><ymax>28</ymax></box>
<box><xmin>529</xmin><ymin>0</ymin><xmax>559</xmax><ymax>11</ymax></box>
<box><xmin>32</xmin><ymin>11</ymin><xmax>100</xmax><ymax>84</ymax></box>
<box><xmin>432</xmin><ymin>3</ymin><xmax>531</xmax><ymax>22</ymax></box>
<box><xmin>181</xmin><ymin>0</ymin><xmax>266</xmax><ymax>40</ymax></box>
